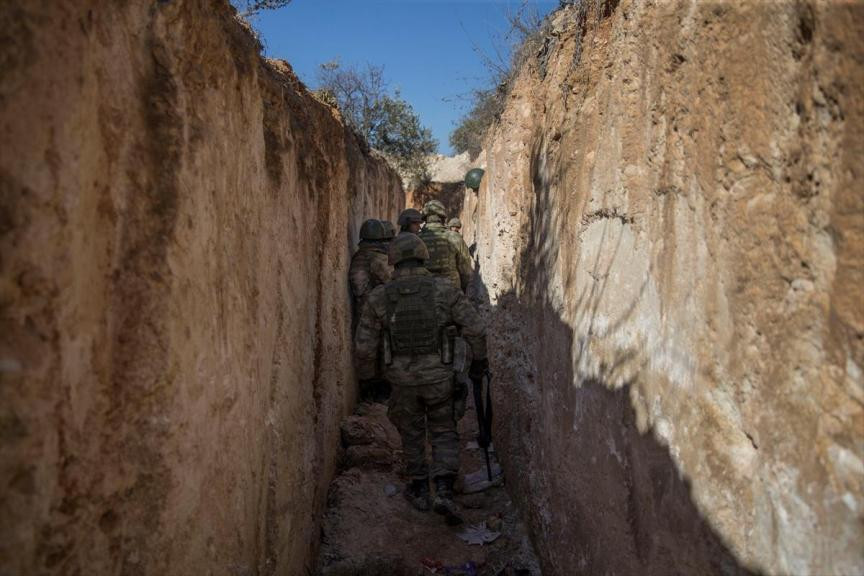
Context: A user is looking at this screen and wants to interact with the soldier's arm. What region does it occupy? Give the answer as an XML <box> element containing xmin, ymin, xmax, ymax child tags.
<box><xmin>450</xmin><ymin>234</ymin><xmax>474</xmax><ymax>291</ymax></box>
<box><xmin>449</xmin><ymin>288</ymin><xmax>487</xmax><ymax>359</ymax></box>
<box><xmin>354</xmin><ymin>294</ymin><xmax>383</xmax><ymax>379</ymax></box>
<box><xmin>370</xmin><ymin>256</ymin><xmax>392</xmax><ymax>285</ymax></box>
<box><xmin>350</xmin><ymin>268</ymin><xmax>370</xmax><ymax>299</ymax></box>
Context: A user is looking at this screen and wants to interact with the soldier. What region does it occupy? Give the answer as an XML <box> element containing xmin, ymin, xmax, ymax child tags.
<box><xmin>397</xmin><ymin>208</ymin><xmax>423</xmax><ymax>234</ymax></box>
<box><xmin>350</xmin><ymin>219</ymin><xmax>395</xmax><ymax>401</ymax></box>
<box><xmin>354</xmin><ymin>234</ymin><xmax>489</xmax><ymax>520</ymax></box>
<box><xmin>447</xmin><ymin>217</ymin><xmax>463</xmax><ymax>234</ymax></box>
<box><xmin>381</xmin><ymin>220</ymin><xmax>397</xmax><ymax>240</ymax></box>
<box><xmin>350</xmin><ymin>219</ymin><xmax>394</xmax><ymax>313</ymax></box>
<box><xmin>418</xmin><ymin>200</ymin><xmax>472</xmax><ymax>292</ymax></box>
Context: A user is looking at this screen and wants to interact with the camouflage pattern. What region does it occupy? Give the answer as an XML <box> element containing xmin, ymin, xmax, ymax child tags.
<box><xmin>355</xmin><ymin>267</ymin><xmax>487</xmax><ymax>385</ymax></box>
<box><xmin>355</xmin><ymin>266</ymin><xmax>487</xmax><ymax>480</ymax></box>
<box><xmin>381</xmin><ymin>220</ymin><xmax>397</xmax><ymax>239</ymax></box>
<box><xmin>349</xmin><ymin>243</ymin><xmax>392</xmax><ymax>313</ymax></box>
<box><xmin>447</xmin><ymin>217</ymin><xmax>462</xmax><ymax>231</ymax></box>
<box><xmin>422</xmin><ymin>199</ymin><xmax>447</xmax><ymax>219</ymax></box>
<box><xmin>397</xmin><ymin>208</ymin><xmax>423</xmax><ymax>227</ymax></box>
<box><xmin>388</xmin><ymin>232</ymin><xmax>430</xmax><ymax>265</ymax></box>
<box><xmin>389</xmin><ymin>378</ymin><xmax>460</xmax><ymax>478</ymax></box>
<box><xmin>359</xmin><ymin>218</ymin><xmax>390</xmax><ymax>241</ymax></box>
<box><xmin>418</xmin><ymin>221</ymin><xmax>473</xmax><ymax>292</ymax></box>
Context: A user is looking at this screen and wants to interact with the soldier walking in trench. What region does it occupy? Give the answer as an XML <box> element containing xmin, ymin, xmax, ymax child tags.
<box><xmin>418</xmin><ymin>200</ymin><xmax>473</xmax><ymax>293</ymax></box>
<box><xmin>349</xmin><ymin>218</ymin><xmax>395</xmax><ymax>400</ymax></box>
<box><xmin>354</xmin><ymin>233</ymin><xmax>488</xmax><ymax>521</ymax></box>
<box><xmin>447</xmin><ymin>217</ymin><xmax>463</xmax><ymax>234</ymax></box>
<box><xmin>397</xmin><ymin>207</ymin><xmax>424</xmax><ymax>235</ymax></box>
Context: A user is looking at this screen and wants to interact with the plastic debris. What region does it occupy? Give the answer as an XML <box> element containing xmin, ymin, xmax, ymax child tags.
<box><xmin>384</xmin><ymin>483</ymin><xmax>398</xmax><ymax>497</ymax></box>
<box><xmin>458</xmin><ymin>521</ymin><xmax>501</xmax><ymax>546</ymax></box>
<box><xmin>462</xmin><ymin>463</ymin><xmax>503</xmax><ymax>494</ymax></box>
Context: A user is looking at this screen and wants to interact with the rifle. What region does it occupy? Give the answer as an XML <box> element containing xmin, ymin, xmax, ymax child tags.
<box><xmin>471</xmin><ymin>369</ymin><xmax>494</xmax><ymax>481</ymax></box>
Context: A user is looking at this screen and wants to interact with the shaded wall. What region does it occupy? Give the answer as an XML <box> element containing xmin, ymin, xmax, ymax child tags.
<box><xmin>462</xmin><ymin>1</ymin><xmax>863</xmax><ymax>574</ymax></box>
<box><xmin>0</xmin><ymin>2</ymin><xmax>402</xmax><ymax>574</ymax></box>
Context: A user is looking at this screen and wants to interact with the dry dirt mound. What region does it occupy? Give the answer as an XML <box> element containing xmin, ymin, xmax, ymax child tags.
<box><xmin>317</xmin><ymin>402</ymin><xmax>540</xmax><ymax>576</ymax></box>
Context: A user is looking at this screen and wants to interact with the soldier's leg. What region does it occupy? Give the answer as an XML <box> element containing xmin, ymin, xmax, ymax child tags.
<box><xmin>387</xmin><ymin>385</ymin><xmax>427</xmax><ymax>479</ymax></box>
<box><xmin>422</xmin><ymin>378</ymin><xmax>462</xmax><ymax>523</ymax></box>
<box><xmin>423</xmin><ymin>379</ymin><xmax>460</xmax><ymax>480</ymax></box>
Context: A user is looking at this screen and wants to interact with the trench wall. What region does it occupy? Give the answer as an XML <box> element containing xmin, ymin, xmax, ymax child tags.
<box><xmin>461</xmin><ymin>1</ymin><xmax>863</xmax><ymax>574</ymax></box>
<box><xmin>0</xmin><ymin>2</ymin><xmax>402</xmax><ymax>574</ymax></box>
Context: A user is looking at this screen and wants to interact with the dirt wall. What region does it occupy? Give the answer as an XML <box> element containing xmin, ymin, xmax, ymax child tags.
<box><xmin>0</xmin><ymin>2</ymin><xmax>402</xmax><ymax>574</ymax></box>
<box><xmin>462</xmin><ymin>1</ymin><xmax>863</xmax><ymax>574</ymax></box>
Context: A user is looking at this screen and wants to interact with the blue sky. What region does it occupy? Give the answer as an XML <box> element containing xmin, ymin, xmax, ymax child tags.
<box><xmin>247</xmin><ymin>0</ymin><xmax>558</xmax><ymax>155</ymax></box>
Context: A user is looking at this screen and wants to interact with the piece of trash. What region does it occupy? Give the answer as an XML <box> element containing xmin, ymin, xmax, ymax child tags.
<box><xmin>384</xmin><ymin>483</ymin><xmax>398</xmax><ymax>497</ymax></box>
<box><xmin>462</xmin><ymin>463</ymin><xmax>503</xmax><ymax>494</ymax></box>
<box><xmin>458</xmin><ymin>521</ymin><xmax>501</xmax><ymax>546</ymax></box>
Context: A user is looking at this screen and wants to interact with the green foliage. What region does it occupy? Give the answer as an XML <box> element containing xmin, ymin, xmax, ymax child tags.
<box><xmin>449</xmin><ymin>88</ymin><xmax>505</xmax><ymax>159</ymax></box>
<box><xmin>318</xmin><ymin>61</ymin><xmax>438</xmax><ymax>183</ymax></box>
<box><xmin>450</xmin><ymin>1</ymin><xmax>550</xmax><ymax>158</ymax></box>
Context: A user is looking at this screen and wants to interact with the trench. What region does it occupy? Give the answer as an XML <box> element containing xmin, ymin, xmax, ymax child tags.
<box><xmin>2</xmin><ymin>1</ymin><xmax>862</xmax><ymax>576</ymax></box>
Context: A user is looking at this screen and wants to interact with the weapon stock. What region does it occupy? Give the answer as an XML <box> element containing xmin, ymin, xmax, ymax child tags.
<box><xmin>471</xmin><ymin>370</ymin><xmax>493</xmax><ymax>481</ymax></box>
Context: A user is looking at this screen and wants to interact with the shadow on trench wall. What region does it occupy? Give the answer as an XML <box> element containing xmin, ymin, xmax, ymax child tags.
<box><xmin>465</xmin><ymin>136</ymin><xmax>760</xmax><ymax>575</ymax></box>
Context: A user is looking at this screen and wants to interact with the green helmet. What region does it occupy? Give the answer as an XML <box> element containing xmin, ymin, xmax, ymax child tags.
<box><xmin>422</xmin><ymin>199</ymin><xmax>447</xmax><ymax>219</ymax></box>
<box><xmin>464</xmin><ymin>168</ymin><xmax>485</xmax><ymax>191</ymax></box>
<box><xmin>388</xmin><ymin>233</ymin><xmax>429</xmax><ymax>265</ymax></box>
<box><xmin>359</xmin><ymin>219</ymin><xmax>389</xmax><ymax>241</ymax></box>
<box><xmin>381</xmin><ymin>220</ymin><xmax>396</xmax><ymax>239</ymax></box>
<box><xmin>397</xmin><ymin>208</ymin><xmax>423</xmax><ymax>227</ymax></box>
<box><xmin>447</xmin><ymin>217</ymin><xmax>462</xmax><ymax>230</ymax></box>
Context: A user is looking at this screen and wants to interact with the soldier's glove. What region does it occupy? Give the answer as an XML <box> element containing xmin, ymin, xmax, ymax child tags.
<box><xmin>468</xmin><ymin>358</ymin><xmax>489</xmax><ymax>381</ymax></box>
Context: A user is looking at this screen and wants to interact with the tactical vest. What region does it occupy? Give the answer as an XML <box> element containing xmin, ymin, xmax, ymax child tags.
<box><xmin>385</xmin><ymin>276</ymin><xmax>440</xmax><ymax>356</ymax></box>
<box><xmin>419</xmin><ymin>226</ymin><xmax>457</xmax><ymax>282</ymax></box>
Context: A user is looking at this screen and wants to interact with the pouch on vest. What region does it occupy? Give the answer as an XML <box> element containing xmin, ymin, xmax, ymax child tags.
<box><xmin>453</xmin><ymin>336</ymin><xmax>472</xmax><ymax>374</ymax></box>
<box><xmin>441</xmin><ymin>325</ymin><xmax>457</xmax><ymax>365</ymax></box>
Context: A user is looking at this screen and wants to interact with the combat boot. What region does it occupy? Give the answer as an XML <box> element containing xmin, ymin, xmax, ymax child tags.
<box><xmin>404</xmin><ymin>478</ymin><xmax>430</xmax><ymax>512</ymax></box>
<box><xmin>433</xmin><ymin>475</ymin><xmax>463</xmax><ymax>525</ymax></box>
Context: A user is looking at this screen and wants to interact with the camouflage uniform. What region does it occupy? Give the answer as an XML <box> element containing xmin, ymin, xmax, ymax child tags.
<box><xmin>350</xmin><ymin>219</ymin><xmax>394</xmax><ymax>318</ymax></box>
<box><xmin>355</xmin><ymin>265</ymin><xmax>487</xmax><ymax>480</ymax></box>
<box><xmin>418</xmin><ymin>201</ymin><xmax>473</xmax><ymax>292</ymax></box>
<box><xmin>349</xmin><ymin>242</ymin><xmax>392</xmax><ymax>314</ymax></box>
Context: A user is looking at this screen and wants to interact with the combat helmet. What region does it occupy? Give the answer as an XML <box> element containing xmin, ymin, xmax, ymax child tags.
<box><xmin>447</xmin><ymin>217</ymin><xmax>462</xmax><ymax>230</ymax></box>
<box><xmin>464</xmin><ymin>168</ymin><xmax>484</xmax><ymax>191</ymax></box>
<box><xmin>359</xmin><ymin>218</ymin><xmax>389</xmax><ymax>241</ymax></box>
<box><xmin>388</xmin><ymin>233</ymin><xmax>430</xmax><ymax>266</ymax></box>
<box><xmin>381</xmin><ymin>220</ymin><xmax>397</xmax><ymax>239</ymax></box>
<box><xmin>422</xmin><ymin>199</ymin><xmax>447</xmax><ymax>220</ymax></box>
<box><xmin>397</xmin><ymin>208</ymin><xmax>424</xmax><ymax>227</ymax></box>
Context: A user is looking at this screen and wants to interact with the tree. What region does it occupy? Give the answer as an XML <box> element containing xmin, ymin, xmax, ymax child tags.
<box><xmin>318</xmin><ymin>61</ymin><xmax>437</xmax><ymax>184</ymax></box>
<box><xmin>450</xmin><ymin>1</ymin><xmax>547</xmax><ymax>158</ymax></box>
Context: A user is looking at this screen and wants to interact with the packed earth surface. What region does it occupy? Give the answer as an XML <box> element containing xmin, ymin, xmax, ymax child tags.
<box><xmin>317</xmin><ymin>397</ymin><xmax>540</xmax><ymax>576</ymax></box>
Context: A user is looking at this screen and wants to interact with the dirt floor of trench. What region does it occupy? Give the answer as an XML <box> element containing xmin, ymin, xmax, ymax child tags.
<box><xmin>316</xmin><ymin>392</ymin><xmax>541</xmax><ymax>576</ymax></box>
